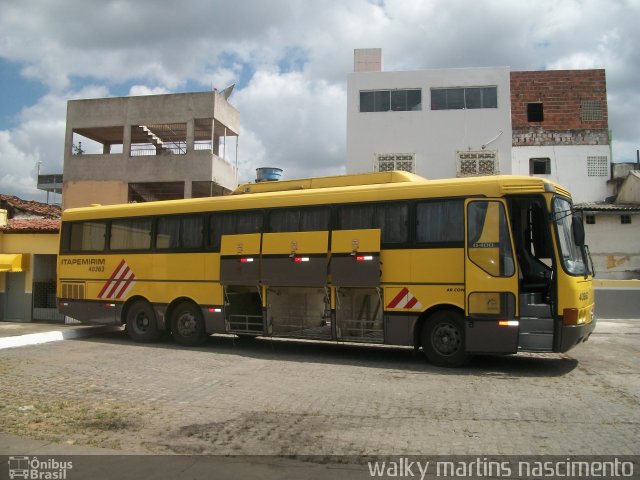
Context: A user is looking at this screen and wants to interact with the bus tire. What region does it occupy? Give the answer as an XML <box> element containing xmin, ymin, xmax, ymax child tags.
<box><xmin>171</xmin><ymin>301</ymin><xmax>207</xmax><ymax>347</ymax></box>
<box><xmin>126</xmin><ymin>300</ymin><xmax>162</xmax><ymax>343</ymax></box>
<box><xmin>421</xmin><ymin>310</ymin><xmax>470</xmax><ymax>367</ymax></box>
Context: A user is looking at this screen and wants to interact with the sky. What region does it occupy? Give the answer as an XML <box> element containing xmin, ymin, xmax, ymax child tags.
<box><xmin>0</xmin><ymin>0</ymin><xmax>639</xmax><ymax>201</ymax></box>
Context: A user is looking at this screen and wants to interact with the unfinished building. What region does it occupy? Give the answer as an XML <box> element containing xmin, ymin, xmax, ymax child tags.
<box><xmin>63</xmin><ymin>91</ymin><xmax>239</xmax><ymax>209</ymax></box>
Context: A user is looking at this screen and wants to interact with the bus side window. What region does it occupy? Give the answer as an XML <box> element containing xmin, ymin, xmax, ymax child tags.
<box><xmin>157</xmin><ymin>217</ymin><xmax>180</xmax><ymax>249</ymax></box>
<box><xmin>375</xmin><ymin>203</ymin><xmax>408</xmax><ymax>244</ymax></box>
<box><xmin>209</xmin><ymin>211</ymin><xmax>262</xmax><ymax>251</ymax></box>
<box><xmin>338</xmin><ymin>205</ymin><xmax>375</xmax><ymax>230</ymax></box>
<box><xmin>269</xmin><ymin>207</ymin><xmax>330</xmax><ymax>232</ymax></box>
<box><xmin>181</xmin><ymin>215</ymin><xmax>204</xmax><ymax>249</ymax></box>
<box><xmin>236</xmin><ymin>211</ymin><xmax>263</xmax><ymax>234</ymax></box>
<box><xmin>208</xmin><ymin>215</ymin><xmax>225</xmax><ymax>251</ymax></box>
<box><xmin>110</xmin><ymin>218</ymin><xmax>152</xmax><ymax>251</ymax></box>
<box><xmin>416</xmin><ymin>199</ymin><xmax>464</xmax><ymax>245</ymax></box>
<box><xmin>67</xmin><ymin>221</ymin><xmax>107</xmax><ymax>252</ymax></box>
<box><xmin>269</xmin><ymin>209</ymin><xmax>300</xmax><ymax>232</ymax></box>
<box><xmin>300</xmin><ymin>207</ymin><xmax>330</xmax><ymax>231</ymax></box>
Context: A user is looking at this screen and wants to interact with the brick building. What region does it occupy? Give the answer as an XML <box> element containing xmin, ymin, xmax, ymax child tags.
<box><xmin>510</xmin><ymin>70</ymin><xmax>610</xmax><ymax>202</ymax></box>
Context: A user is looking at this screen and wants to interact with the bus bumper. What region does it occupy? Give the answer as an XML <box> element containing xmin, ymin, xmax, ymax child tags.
<box><xmin>558</xmin><ymin>318</ymin><xmax>597</xmax><ymax>353</ymax></box>
<box><xmin>57</xmin><ymin>299</ymin><xmax>122</xmax><ymax>325</ymax></box>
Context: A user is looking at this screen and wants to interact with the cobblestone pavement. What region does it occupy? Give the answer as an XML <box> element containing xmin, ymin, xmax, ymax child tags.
<box><xmin>0</xmin><ymin>319</ymin><xmax>638</xmax><ymax>456</ymax></box>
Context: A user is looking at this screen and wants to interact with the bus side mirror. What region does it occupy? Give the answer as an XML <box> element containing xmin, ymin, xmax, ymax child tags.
<box><xmin>572</xmin><ymin>216</ymin><xmax>585</xmax><ymax>247</ymax></box>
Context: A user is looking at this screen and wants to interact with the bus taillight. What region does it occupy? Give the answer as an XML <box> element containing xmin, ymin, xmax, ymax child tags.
<box><xmin>563</xmin><ymin>308</ymin><xmax>580</xmax><ymax>325</ymax></box>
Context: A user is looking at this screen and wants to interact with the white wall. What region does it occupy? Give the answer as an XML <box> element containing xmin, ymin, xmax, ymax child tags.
<box><xmin>584</xmin><ymin>213</ymin><xmax>640</xmax><ymax>279</ymax></box>
<box><xmin>346</xmin><ymin>67</ymin><xmax>512</xmax><ymax>179</ymax></box>
<box><xmin>512</xmin><ymin>145</ymin><xmax>611</xmax><ymax>203</ymax></box>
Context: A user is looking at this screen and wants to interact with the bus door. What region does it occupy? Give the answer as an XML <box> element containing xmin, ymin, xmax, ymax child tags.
<box><xmin>261</xmin><ymin>231</ymin><xmax>331</xmax><ymax>339</ymax></box>
<box><xmin>220</xmin><ymin>233</ymin><xmax>264</xmax><ymax>335</ymax></box>
<box><xmin>464</xmin><ymin>199</ymin><xmax>519</xmax><ymax>353</ymax></box>
<box><xmin>330</xmin><ymin>229</ymin><xmax>383</xmax><ymax>343</ymax></box>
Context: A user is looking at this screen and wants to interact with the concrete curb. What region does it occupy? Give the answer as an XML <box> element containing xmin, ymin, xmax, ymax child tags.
<box><xmin>0</xmin><ymin>325</ymin><xmax>115</xmax><ymax>350</ymax></box>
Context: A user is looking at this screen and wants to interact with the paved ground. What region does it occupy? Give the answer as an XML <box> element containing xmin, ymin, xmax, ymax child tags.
<box><xmin>0</xmin><ymin>318</ymin><xmax>638</xmax><ymax>461</ymax></box>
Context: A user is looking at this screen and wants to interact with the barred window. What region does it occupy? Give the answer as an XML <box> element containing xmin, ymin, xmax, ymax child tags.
<box><xmin>375</xmin><ymin>153</ymin><xmax>415</xmax><ymax>173</ymax></box>
<box><xmin>587</xmin><ymin>156</ymin><xmax>608</xmax><ymax>176</ymax></box>
<box><xmin>530</xmin><ymin>158</ymin><xmax>551</xmax><ymax>175</ymax></box>
<box><xmin>582</xmin><ymin>101</ymin><xmax>603</xmax><ymax>122</ymax></box>
<box><xmin>457</xmin><ymin>151</ymin><xmax>499</xmax><ymax>177</ymax></box>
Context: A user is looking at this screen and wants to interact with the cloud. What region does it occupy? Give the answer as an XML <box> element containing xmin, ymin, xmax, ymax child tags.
<box><xmin>0</xmin><ymin>0</ymin><xmax>639</xmax><ymax>200</ymax></box>
<box><xmin>0</xmin><ymin>85</ymin><xmax>109</xmax><ymax>198</ymax></box>
<box><xmin>234</xmin><ymin>70</ymin><xmax>346</xmax><ymax>182</ymax></box>
<box><xmin>128</xmin><ymin>85</ymin><xmax>170</xmax><ymax>96</ymax></box>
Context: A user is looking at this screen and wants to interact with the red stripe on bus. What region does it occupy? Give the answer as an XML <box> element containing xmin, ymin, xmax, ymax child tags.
<box><xmin>105</xmin><ymin>266</ymin><xmax>131</xmax><ymax>298</ymax></box>
<box><xmin>405</xmin><ymin>296</ymin><xmax>419</xmax><ymax>309</ymax></box>
<box><xmin>114</xmin><ymin>272</ymin><xmax>136</xmax><ymax>299</ymax></box>
<box><xmin>97</xmin><ymin>259</ymin><xmax>126</xmax><ymax>298</ymax></box>
<box><xmin>387</xmin><ymin>287</ymin><xmax>409</xmax><ymax>308</ymax></box>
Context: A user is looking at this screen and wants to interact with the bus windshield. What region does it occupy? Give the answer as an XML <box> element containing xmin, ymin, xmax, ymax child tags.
<box><xmin>553</xmin><ymin>197</ymin><xmax>586</xmax><ymax>276</ymax></box>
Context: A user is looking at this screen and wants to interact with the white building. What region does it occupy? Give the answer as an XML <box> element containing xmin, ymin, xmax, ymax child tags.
<box><xmin>347</xmin><ymin>49</ymin><xmax>512</xmax><ymax>179</ymax></box>
<box><xmin>346</xmin><ymin>50</ymin><xmax>611</xmax><ymax>205</ymax></box>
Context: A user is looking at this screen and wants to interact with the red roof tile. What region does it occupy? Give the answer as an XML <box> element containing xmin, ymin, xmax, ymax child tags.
<box><xmin>0</xmin><ymin>194</ymin><xmax>61</xmax><ymax>219</ymax></box>
<box><xmin>1</xmin><ymin>218</ymin><xmax>60</xmax><ymax>233</ymax></box>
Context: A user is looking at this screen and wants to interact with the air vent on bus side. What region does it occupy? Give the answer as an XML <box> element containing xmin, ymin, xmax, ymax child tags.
<box><xmin>61</xmin><ymin>283</ymin><xmax>85</xmax><ymax>300</ymax></box>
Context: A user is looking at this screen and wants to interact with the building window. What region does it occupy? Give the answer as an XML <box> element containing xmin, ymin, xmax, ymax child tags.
<box><xmin>375</xmin><ymin>153</ymin><xmax>415</xmax><ymax>173</ymax></box>
<box><xmin>527</xmin><ymin>103</ymin><xmax>544</xmax><ymax>122</ymax></box>
<box><xmin>587</xmin><ymin>156</ymin><xmax>609</xmax><ymax>177</ymax></box>
<box><xmin>457</xmin><ymin>151</ymin><xmax>499</xmax><ymax>177</ymax></box>
<box><xmin>582</xmin><ymin>101</ymin><xmax>603</xmax><ymax>122</ymax></box>
<box><xmin>529</xmin><ymin>158</ymin><xmax>551</xmax><ymax>175</ymax></box>
<box><xmin>621</xmin><ymin>215</ymin><xmax>632</xmax><ymax>225</ymax></box>
<box><xmin>585</xmin><ymin>215</ymin><xmax>595</xmax><ymax>225</ymax></box>
<box><xmin>360</xmin><ymin>89</ymin><xmax>421</xmax><ymax>112</ymax></box>
<box><xmin>431</xmin><ymin>87</ymin><xmax>497</xmax><ymax>110</ymax></box>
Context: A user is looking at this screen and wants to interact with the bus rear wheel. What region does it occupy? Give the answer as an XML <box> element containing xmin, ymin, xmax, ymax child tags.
<box><xmin>126</xmin><ymin>300</ymin><xmax>161</xmax><ymax>343</ymax></box>
<box><xmin>171</xmin><ymin>301</ymin><xmax>207</xmax><ymax>346</ymax></box>
<box><xmin>421</xmin><ymin>310</ymin><xmax>470</xmax><ymax>367</ymax></box>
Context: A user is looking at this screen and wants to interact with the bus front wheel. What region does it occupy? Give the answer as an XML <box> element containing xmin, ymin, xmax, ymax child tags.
<box><xmin>421</xmin><ymin>310</ymin><xmax>470</xmax><ymax>367</ymax></box>
<box><xmin>126</xmin><ymin>300</ymin><xmax>162</xmax><ymax>343</ymax></box>
<box><xmin>171</xmin><ymin>301</ymin><xmax>207</xmax><ymax>346</ymax></box>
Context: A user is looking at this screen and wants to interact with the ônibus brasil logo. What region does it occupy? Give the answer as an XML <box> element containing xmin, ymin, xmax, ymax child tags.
<box><xmin>8</xmin><ymin>456</ymin><xmax>73</xmax><ymax>479</ymax></box>
<box><xmin>97</xmin><ymin>259</ymin><xmax>137</xmax><ymax>300</ymax></box>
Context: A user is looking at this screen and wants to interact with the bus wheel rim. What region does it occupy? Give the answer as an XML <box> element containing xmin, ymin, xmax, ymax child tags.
<box><xmin>177</xmin><ymin>312</ymin><xmax>197</xmax><ymax>336</ymax></box>
<box><xmin>432</xmin><ymin>323</ymin><xmax>461</xmax><ymax>356</ymax></box>
<box><xmin>135</xmin><ymin>313</ymin><xmax>150</xmax><ymax>333</ymax></box>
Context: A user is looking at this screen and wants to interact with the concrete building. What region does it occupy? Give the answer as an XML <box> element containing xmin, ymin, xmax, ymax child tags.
<box><xmin>347</xmin><ymin>50</ymin><xmax>611</xmax><ymax>205</ymax></box>
<box><xmin>63</xmin><ymin>91</ymin><xmax>239</xmax><ymax>209</ymax></box>
<box><xmin>347</xmin><ymin>49</ymin><xmax>513</xmax><ymax>179</ymax></box>
<box><xmin>0</xmin><ymin>195</ymin><xmax>62</xmax><ymax>322</ymax></box>
<box><xmin>510</xmin><ymin>70</ymin><xmax>610</xmax><ymax>203</ymax></box>
<box><xmin>576</xmin><ymin>169</ymin><xmax>640</xmax><ymax>279</ymax></box>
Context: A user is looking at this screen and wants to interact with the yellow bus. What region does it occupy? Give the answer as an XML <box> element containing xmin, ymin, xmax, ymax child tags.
<box><xmin>57</xmin><ymin>172</ymin><xmax>595</xmax><ymax>366</ymax></box>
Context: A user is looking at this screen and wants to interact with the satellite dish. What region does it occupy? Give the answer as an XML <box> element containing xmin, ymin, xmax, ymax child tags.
<box><xmin>221</xmin><ymin>83</ymin><xmax>235</xmax><ymax>100</ymax></box>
